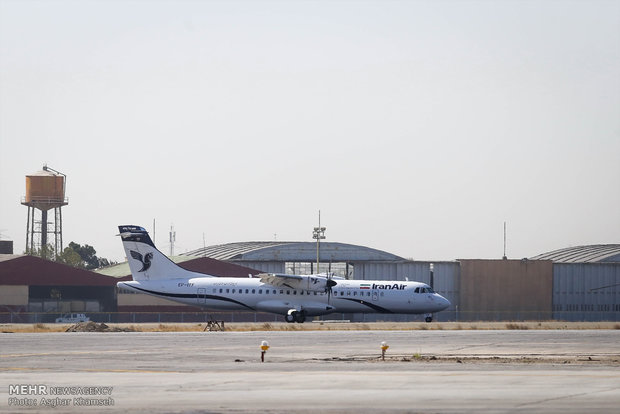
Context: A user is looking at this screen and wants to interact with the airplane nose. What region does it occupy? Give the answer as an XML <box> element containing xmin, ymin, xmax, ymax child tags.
<box><xmin>437</xmin><ymin>295</ymin><xmax>451</xmax><ymax>311</ymax></box>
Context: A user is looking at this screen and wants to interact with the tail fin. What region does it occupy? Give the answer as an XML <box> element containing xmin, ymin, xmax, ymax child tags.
<box><xmin>118</xmin><ymin>225</ymin><xmax>210</xmax><ymax>281</ymax></box>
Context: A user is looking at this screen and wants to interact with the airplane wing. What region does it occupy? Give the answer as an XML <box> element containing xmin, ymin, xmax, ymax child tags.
<box><xmin>257</xmin><ymin>273</ymin><xmax>336</xmax><ymax>292</ymax></box>
<box><xmin>258</xmin><ymin>273</ymin><xmax>304</xmax><ymax>289</ymax></box>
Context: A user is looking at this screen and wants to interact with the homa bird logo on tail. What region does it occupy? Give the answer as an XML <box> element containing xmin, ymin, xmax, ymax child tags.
<box><xmin>130</xmin><ymin>250</ymin><xmax>153</xmax><ymax>272</ymax></box>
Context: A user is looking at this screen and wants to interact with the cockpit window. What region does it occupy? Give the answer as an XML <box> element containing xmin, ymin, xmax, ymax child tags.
<box><xmin>424</xmin><ymin>286</ymin><xmax>435</xmax><ymax>293</ymax></box>
<box><xmin>414</xmin><ymin>287</ymin><xmax>420</xmax><ymax>293</ymax></box>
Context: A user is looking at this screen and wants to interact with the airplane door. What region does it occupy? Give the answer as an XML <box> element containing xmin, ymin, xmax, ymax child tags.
<box><xmin>372</xmin><ymin>291</ymin><xmax>378</xmax><ymax>301</ymax></box>
<box><xmin>197</xmin><ymin>288</ymin><xmax>206</xmax><ymax>304</ymax></box>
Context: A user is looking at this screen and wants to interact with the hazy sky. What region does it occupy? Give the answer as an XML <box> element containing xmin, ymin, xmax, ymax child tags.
<box><xmin>1</xmin><ymin>0</ymin><xmax>618</xmax><ymax>263</ymax></box>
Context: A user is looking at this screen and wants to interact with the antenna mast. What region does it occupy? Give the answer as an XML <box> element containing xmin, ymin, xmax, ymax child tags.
<box><xmin>312</xmin><ymin>210</ymin><xmax>326</xmax><ymax>274</ymax></box>
<box><xmin>169</xmin><ymin>224</ymin><xmax>176</xmax><ymax>256</ymax></box>
<box><xmin>503</xmin><ymin>221</ymin><xmax>507</xmax><ymax>260</ymax></box>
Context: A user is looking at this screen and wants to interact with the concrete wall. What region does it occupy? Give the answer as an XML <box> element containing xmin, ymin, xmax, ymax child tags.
<box><xmin>459</xmin><ymin>259</ymin><xmax>553</xmax><ymax>321</ymax></box>
<box><xmin>0</xmin><ymin>285</ymin><xmax>28</xmax><ymax>306</ymax></box>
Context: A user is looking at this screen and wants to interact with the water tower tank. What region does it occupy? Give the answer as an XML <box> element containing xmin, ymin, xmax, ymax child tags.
<box><xmin>24</xmin><ymin>169</ymin><xmax>66</xmax><ymax>210</ymax></box>
<box><xmin>21</xmin><ymin>165</ymin><xmax>68</xmax><ymax>259</ymax></box>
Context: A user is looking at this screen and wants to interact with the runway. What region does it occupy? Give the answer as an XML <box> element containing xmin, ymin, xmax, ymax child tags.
<box><xmin>1</xmin><ymin>329</ymin><xmax>619</xmax><ymax>413</ymax></box>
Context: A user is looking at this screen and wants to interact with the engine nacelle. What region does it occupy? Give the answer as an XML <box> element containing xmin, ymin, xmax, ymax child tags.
<box><xmin>303</xmin><ymin>276</ymin><xmax>337</xmax><ymax>292</ymax></box>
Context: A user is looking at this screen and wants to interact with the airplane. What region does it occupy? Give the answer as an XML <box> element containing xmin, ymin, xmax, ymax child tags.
<box><xmin>116</xmin><ymin>225</ymin><xmax>451</xmax><ymax>323</ymax></box>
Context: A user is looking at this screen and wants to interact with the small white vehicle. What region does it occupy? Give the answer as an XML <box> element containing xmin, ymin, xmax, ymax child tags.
<box><xmin>55</xmin><ymin>313</ymin><xmax>90</xmax><ymax>323</ymax></box>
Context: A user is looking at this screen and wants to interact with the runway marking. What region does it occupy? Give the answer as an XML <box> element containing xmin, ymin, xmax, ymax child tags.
<box><xmin>516</xmin><ymin>386</ymin><xmax>620</xmax><ymax>408</ymax></box>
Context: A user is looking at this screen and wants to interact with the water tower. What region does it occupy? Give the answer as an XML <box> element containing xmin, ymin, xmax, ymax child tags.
<box><xmin>21</xmin><ymin>165</ymin><xmax>68</xmax><ymax>259</ymax></box>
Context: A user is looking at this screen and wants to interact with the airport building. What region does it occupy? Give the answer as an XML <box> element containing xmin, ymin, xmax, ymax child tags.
<box><xmin>1</xmin><ymin>243</ymin><xmax>618</xmax><ymax>323</ymax></box>
<box><xmin>178</xmin><ymin>242</ymin><xmax>620</xmax><ymax>322</ymax></box>
<box><xmin>0</xmin><ymin>254</ymin><xmax>121</xmax><ymax>323</ymax></box>
<box><xmin>531</xmin><ymin>245</ymin><xmax>620</xmax><ymax>321</ymax></box>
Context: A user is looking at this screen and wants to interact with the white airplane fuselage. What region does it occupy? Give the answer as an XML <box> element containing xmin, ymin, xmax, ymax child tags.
<box><xmin>116</xmin><ymin>225</ymin><xmax>451</xmax><ymax>322</ymax></box>
<box><xmin>118</xmin><ymin>277</ymin><xmax>450</xmax><ymax>317</ymax></box>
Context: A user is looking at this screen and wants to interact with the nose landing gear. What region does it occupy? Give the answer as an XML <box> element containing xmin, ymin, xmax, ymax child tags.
<box><xmin>424</xmin><ymin>313</ymin><xmax>433</xmax><ymax>323</ymax></box>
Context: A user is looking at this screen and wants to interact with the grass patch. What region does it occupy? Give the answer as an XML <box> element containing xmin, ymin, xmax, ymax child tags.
<box><xmin>33</xmin><ymin>323</ymin><xmax>51</xmax><ymax>331</ymax></box>
<box><xmin>506</xmin><ymin>323</ymin><xmax>529</xmax><ymax>330</ymax></box>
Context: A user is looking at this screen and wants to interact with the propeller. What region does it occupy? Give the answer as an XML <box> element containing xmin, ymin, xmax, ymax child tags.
<box><xmin>325</xmin><ymin>273</ymin><xmax>337</xmax><ymax>304</ymax></box>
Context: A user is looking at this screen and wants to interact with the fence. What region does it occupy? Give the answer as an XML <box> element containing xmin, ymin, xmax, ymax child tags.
<box><xmin>1</xmin><ymin>310</ymin><xmax>618</xmax><ymax>324</ymax></box>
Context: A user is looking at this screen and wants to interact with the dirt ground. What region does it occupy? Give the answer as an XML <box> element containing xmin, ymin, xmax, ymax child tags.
<box><xmin>1</xmin><ymin>320</ymin><xmax>619</xmax><ymax>333</ymax></box>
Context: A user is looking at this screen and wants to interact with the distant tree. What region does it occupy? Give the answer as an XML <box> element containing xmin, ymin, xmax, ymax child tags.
<box><xmin>68</xmin><ymin>242</ymin><xmax>100</xmax><ymax>269</ymax></box>
<box><xmin>55</xmin><ymin>242</ymin><xmax>116</xmax><ymax>269</ymax></box>
<box><xmin>56</xmin><ymin>246</ymin><xmax>84</xmax><ymax>268</ymax></box>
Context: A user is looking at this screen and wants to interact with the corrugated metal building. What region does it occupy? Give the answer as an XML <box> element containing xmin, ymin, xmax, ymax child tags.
<box><xmin>183</xmin><ymin>241</ymin><xmax>405</xmax><ymax>277</ymax></box>
<box><xmin>532</xmin><ymin>245</ymin><xmax>620</xmax><ymax>321</ymax></box>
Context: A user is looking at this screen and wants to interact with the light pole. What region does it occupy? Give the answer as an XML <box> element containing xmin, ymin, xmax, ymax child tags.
<box><xmin>312</xmin><ymin>210</ymin><xmax>326</xmax><ymax>275</ymax></box>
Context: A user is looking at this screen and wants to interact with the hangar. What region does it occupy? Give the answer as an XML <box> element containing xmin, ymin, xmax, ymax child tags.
<box><xmin>182</xmin><ymin>241</ymin><xmax>406</xmax><ymax>277</ymax></box>
<box><xmin>0</xmin><ymin>254</ymin><xmax>121</xmax><ymax>323</ymax></box>
<box><xmin>1</xmin><ymin>242</ymin><xmax>618</xmax><ymax>323</ymax></box>
<box><xmin>531</xmin><ymin>245</ymin><xmax>620</xmax><ymax>321</ymax></box>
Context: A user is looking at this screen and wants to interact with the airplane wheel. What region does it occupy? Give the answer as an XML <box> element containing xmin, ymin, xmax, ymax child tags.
<box><xmin>425</xmin><ymin>316</ymin><xmax>433</xmax><ymax>323</ymax></box>
<box><xmin>294</xmin><ymin>312</ymin><xmax>306</xmax><ymax>324</ymax></box>
<box><xmin>285</xmin><ymin>313</ymin><xmax>295</xmax><ymax>323</ymax></box>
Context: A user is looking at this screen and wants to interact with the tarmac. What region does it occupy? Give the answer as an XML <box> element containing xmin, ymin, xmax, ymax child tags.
<box><xmin>1</xmin><ymin>329</ymin><xmax>619</xmax><ymax>413</ymax></box>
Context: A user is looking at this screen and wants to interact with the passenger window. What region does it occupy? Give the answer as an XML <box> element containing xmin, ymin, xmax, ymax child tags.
<box><xmin>252</xmin><ymin>289</ymin><xmax>256</xmax><ymax>294</ymax></box>
<box><xmin>314</xmin><ymin>292</ymin><xmax>317</xmax><ymax>295</ymax></box>
<box><xmin>226</xmin><ymin>289</ymin><xmax>230</xmax><ymax>293</ymax></box>
<box><xmin>280</xmin><ymin>290</ymin><xmax>284</xmax><ymax>294</ymax></box>
<box><xmin>354</xmin><ymin>292</ymin><xmax>357</xmax><ymax>296</ymax></box>
<box><xmin>245</xmin><ymin>289</ymin><xmax>249</xmax><ymax>294</ymax></box>
<box><xmin>219</xmin><ymin>289</ymin><xmax>223</xmax><ymax>293</ymax></box>
<box><xmin>293</xmin><ymin>291</ymin><xmax>297</xmax><ymax>295</ymax></box>
<box><xmin>259</xmin><ymin>289</ymin><xmax>262</xmax><ymax>294</ymax></box>
<box><xmin>232</xmin><ymin>289</ymin><xmax>235</xmax><ymax>293</ymax></box>
<box><xmin>286</xmin><ymin>290</ymin><xmax>290</xmax><ymax>295</ymax></box>
<box><xmin>300</xmin><ymin>291</ymin><xmax>304</xmax><ymax>295</ymax></box>
<box><xmin>347</xmin><ymin>291</ymin><xmax>351</xmax><ymax>296</ymax></box>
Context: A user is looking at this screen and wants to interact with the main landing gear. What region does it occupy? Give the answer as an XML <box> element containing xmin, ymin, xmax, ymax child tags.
<box><xmin>285</xmin><ymin>310</ymin><xmax>306</xmax><ymax>324</ymax></box>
